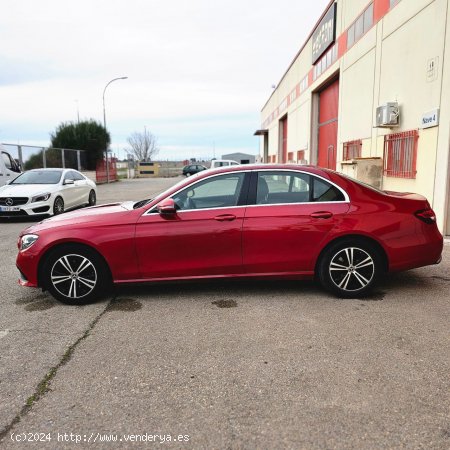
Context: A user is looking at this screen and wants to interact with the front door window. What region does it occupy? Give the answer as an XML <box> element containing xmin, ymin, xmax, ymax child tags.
<box><xmin>173</xmin><ymin>173</ymin><xmax>245</xmax><ymax>210</ymax></box>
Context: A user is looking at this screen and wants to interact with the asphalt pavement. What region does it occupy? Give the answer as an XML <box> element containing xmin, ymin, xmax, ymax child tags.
<box><xmin>0</xmin><ymin>177</ymin><xmax>449</xmax><ymax>449</ymax></box>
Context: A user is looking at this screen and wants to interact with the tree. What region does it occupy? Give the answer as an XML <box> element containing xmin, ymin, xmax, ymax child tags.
<box><xmin>24</xmin><ymin>148</ymin><xmax>62</xmax><ymax>170</ymax></box>
<box><xmin>50</xmin><ymin>120</ymin><xmax>110</xmax><ymax>170</ymax></box>
<box><xmin>125</xmin><ymin>129</ymin><xmax>159</xmax><ymax>162</ymax></box>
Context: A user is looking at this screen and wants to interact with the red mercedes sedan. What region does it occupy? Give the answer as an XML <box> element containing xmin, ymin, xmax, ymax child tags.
<box><xmin>16</xmin><ymin>165</ymin><xmax>443</xmax><ymax>304</ymax></box>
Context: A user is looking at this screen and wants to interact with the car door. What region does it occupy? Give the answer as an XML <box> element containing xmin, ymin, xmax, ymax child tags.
<box><xmin>61</xmin><ymin>171</ymin><xmax>79</xmax><ymax>208</ymax></box>
<box><xmin>1</xmin><ymin>151</ymin><xmax>21</xmax><ymax>186</ymax></box>
<box><xmin>72</xmin><ymin>171</ymin><xmax>88</xmax><ymax>205</ymax></box>
<box><xmin>135</xmin><ymin>172</ymin><xmax>250</xmax><ymax>279</ymax></box>
<box><xmin>242</xmin><ymin>170</ymin><xmax>350</xmax><ymax>274</ymax></box>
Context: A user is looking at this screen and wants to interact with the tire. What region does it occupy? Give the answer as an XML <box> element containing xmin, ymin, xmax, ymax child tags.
<box><xmin>53</xmin><ymin>197</ymin><xmax>64</xmax><ymax>215</ymax></box>
<box><xmin>186</xmin><ymin>172</ymin><xmax>191</xmax><ymax>177</ymax></box>
<box><xmin>317</xmin><ymin>239</ymin><xmax>382</xmax><ymax>298</ymax></box>
<box><xmin>42</xmin><ymin>245</ymin><xmax>111</xmax><ymax>305</ymax></box>
<box><xmin>88</xmin><ymin>190</ymin><xmax>96</xmax><ymax>206</ymax></box>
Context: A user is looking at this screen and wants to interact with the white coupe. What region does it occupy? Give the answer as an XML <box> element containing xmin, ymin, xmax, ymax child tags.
<box><xmin>0</xmin><ymin>168</ymin><xmax>97</xmax><ymax>218</ymax></box>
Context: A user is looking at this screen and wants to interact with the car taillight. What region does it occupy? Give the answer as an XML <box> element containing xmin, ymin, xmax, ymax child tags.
<box><xmin>414</xmin><ymin>208</ymin><xmax>436</xmax><ymax>224</ymax></box>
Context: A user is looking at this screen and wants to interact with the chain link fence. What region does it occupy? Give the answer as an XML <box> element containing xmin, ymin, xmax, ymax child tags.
<box><xmin>1</xmin><ymin>144</ymin><xmax>88</xmax><ymax>171</ymax></box>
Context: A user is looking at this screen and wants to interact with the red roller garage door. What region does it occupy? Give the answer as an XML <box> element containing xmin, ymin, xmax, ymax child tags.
<box><xmin>318</xmin><ymin>79</ymin><xmax>339</xmax><ymax>170</ymax></box>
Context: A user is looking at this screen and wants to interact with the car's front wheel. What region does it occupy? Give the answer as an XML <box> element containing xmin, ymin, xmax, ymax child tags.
<box><xmin>53</xmin><ymin>196</ymin><xmax>64</xmax><ymax>215</ymax></box>
<box><xmin>318</xmin><ymin>239</ymin><xmax>382</xmax><ymax>298</ymax></box>
<box><xmin>42</xmin><ymin>245</ymin><xmax>111</xmax><ymax>304</ymax></box>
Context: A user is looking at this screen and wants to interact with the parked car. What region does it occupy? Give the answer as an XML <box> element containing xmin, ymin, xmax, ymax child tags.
<box><xmin>182</xmin><ymin>164</ymin><xmax>207</xmax><ymax>176</ymax></box>
<box><xmin>1</xmin><ymin>168</ymin><xmax>97</xmax><ymax>218</ymax></box>
<box><xmin>16</xmin><ymin>164</ymin><xmax>442</xmax><ymax>304</ymax></box>
<box><xmin>210</xmin><ymin>159</ymin><xmax>239</xmax><ymax>169</ymax></box>
<box><xmin>0</xmin><ymin>145</ymin><xmax>22</xmax><ymax>186</ymax></box>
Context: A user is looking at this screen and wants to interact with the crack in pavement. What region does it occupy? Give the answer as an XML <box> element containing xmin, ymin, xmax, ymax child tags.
<box><xmin>0</xmin><ymin>298</ymin><xmax>113</xmax><ymax>443</ymax></box>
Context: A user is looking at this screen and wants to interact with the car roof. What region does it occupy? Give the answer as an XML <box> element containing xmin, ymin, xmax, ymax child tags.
<box><xmin>202</xmin><ymin>163</ymin><xmax>335</xmax><ymax>178</ymax></box>
<box><xmin>28</xmin><ymin>168</ymin><xmax>65</xmax><ymax>172</ymax></box>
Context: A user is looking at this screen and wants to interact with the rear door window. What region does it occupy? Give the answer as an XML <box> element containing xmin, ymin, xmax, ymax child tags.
<box><xmin>256</xmin><ymin>172</ymin><xmax>310</xmax><ymax>204</ymax></box>
<box><xmin>312</xmin><ymin>177</ymin><xmax>345</xmax><ymax>202</ymax></box>
<box><xmin>256</xmin><ymin>171</ymin><xmax>345</xmax><ymax>204</ymax></box>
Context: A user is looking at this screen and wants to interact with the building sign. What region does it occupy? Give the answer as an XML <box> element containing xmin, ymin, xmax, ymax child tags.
<box><xmin>312</xmin><ymin>3</ymin><xmax>337</xmax><ymax>64</ymax></box>
<box><xmin>421</xmin><ymin>108</ymin><xmax>439</xmax><ymax>129</ymax></box>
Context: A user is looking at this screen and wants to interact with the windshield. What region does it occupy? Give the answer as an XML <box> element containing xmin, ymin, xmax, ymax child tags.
<box><xmin>11</xmin><ymin>170</ymin><xmax>62</xmax><ymax>184</ymax></box>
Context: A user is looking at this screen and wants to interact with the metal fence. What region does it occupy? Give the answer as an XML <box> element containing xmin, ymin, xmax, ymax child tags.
<box><xmin>1</xmin><ymin>144</ymin><xmax>88</xmax><ymax>171</ymax></box>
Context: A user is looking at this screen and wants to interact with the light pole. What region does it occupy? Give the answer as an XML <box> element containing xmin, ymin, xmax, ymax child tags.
<box><xmin>102</xmin><ymin>76</ymin><xmax>127</xmax><ymax>183</ymax></box>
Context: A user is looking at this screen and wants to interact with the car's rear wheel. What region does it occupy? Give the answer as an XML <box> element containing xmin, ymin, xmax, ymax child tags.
<box><xmin>88</xmin><ymin>190</ymin><xmax>96</xmax><ymax>206</ymax></box>
<box><xmin>318</xmin><ymin>239</ymin><xmax>382</xmax><ymax>298</ymax></box>
<box><xmin>42</xmin><ymin>245</ymin><xmax>111</xmax><ymax>305</ymax></box>
<box><xmin>53</xmin><ymin>197</ymin><xmax>64</xmax><ymax>215</ymax></box>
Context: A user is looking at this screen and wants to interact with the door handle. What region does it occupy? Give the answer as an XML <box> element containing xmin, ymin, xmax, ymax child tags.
<box><xmin>214</xmin><ymin>214</ymin><xmax>236</xmax><ymax>221</ymax></box>
<box><xmin>310</xmin><ymin>211</ymin><xmax>333</xmax><ymax>219</ymax></box>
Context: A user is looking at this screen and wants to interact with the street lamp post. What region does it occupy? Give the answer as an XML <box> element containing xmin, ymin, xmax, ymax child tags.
<box><xmin>102</xmin><ymin>76</ymin><xmax>128</xmax><ymax>183</ymax></box>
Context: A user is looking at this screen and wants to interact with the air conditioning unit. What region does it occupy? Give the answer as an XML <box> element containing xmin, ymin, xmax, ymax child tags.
<box><xmin>376</xmin><ymin>102</ymin><xmax>399</xmax><ymax>127</ymax></box>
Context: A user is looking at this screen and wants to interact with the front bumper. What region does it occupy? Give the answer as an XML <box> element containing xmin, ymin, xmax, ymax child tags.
<box><xmin>16</xmin><ymin>250</ymin><xmax>40</xmax><ymax>288</ymax></box>
<box><xmin>0</xmin><ymin>200</ymin><xmax>52</xmax><ymax>217</ymax></box>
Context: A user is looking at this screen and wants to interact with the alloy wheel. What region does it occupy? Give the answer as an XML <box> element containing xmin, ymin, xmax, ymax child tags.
<box><xmin>89</xmin><ymin>190</ymin><xmax>96</xmax><ymax>206</ymax></box>
<box><xmin>54</xmin><ymin>198</ymin><xmax>64</xmax><ymax>215</ymax></box>
<box><xmin>50</xmin><ymin>254</ymin><xmax>97</xmax><ymax>299</ymax></box>
<box><xmin>328</xmin><ymin>247</ymin><xmax>375</xmax><ymax>292</ymax></box>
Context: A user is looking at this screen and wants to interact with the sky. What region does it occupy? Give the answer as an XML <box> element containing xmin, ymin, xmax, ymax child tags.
<box><xmin>0</xmin><ymin>0</ymin><xmax>330</xmax><ymax>161</ymax></box>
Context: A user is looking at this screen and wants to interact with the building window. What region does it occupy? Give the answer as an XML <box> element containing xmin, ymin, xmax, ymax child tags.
<box><xmin>383</xmin><ymin>130</ymin><xmax>418</xmax><ymax>179</ymax></box>
<box><xmin>347</xmin><ymin>2</ymin><xmax>373</xmax><ymax>49</ymax></box>
<box><xmin>347</xmin><ymin>24</ymin><xmax>355</xmax><ymax>47</ymax></box>
<box><xmin>297</xmin><ymin>150</ymin><xmax>305</xmax><ymax>162</ymax></box>
<box><xmin>287</xmin><ymin>152</ymin><xmax>294</xmax><ymax>162</ymax></box>
<box><xmin>343</xmin><ymin>140</ymin><xmax>362</xmax><ymax>160</ymax></box>
<box><xmin>300</xmin><ymin>75</ymin><xmax>308</xmax><ymax>93</ymax></box>
<box><xmin>364</xmin><ymin>3</ymin><xmax>374</xmax><ymax>32</ymax></box>
<box><xmin>313</xmin><ymin>44</ymin><xmax>338</xmax><ymax>81</ymax></box>
<box><xmin>355</xmin><ymin>14</ymin><xmax>364</xmax><ymax>41</ymax></box>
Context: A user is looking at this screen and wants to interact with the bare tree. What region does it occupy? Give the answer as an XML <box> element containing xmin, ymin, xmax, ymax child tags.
<box><xmin>125</xmin><ymin>129</ymin><xmax>159</xmax><ymax>162</ymax></box>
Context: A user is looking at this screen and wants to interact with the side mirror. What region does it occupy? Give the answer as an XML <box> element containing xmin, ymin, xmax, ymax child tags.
<box><xmin>157</xmin><ymin>198</ymin><xmax>177</xmax><ymax>215</ymax></box>
<box><xmin>64</xmin><ymin>179</ymin><xmax>74</xmax><ymax>185</ymax></box>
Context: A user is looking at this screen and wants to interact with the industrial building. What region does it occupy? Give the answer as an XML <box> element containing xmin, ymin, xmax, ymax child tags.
<box><xmin>222</xmin><ymin>152</ymin><xmax>256</xmax><ymax>164</ymax></box>
<box><xmin>255</xmin><ymin>0</ymin><xmax>450</xmax><ymax>234</ymax></box>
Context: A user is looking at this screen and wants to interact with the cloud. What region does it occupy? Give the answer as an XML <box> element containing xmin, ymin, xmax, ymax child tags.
<box><xmin>0</xmin><ymin>0</ymin><xmax>330</xmax><ymax>158</ymax></box>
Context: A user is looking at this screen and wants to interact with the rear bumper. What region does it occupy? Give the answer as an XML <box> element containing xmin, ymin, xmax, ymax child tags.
<box><xmin>387</xmin><ymin>228</ymin><xmax>443</xmax><ymax>272</ymax></box>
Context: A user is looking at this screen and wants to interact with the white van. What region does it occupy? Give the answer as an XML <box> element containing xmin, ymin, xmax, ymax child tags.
<box><xmin>210</xmin><ymin>159</ymin><xmax>240</xmax><ymax>169</ymax></box>
<box><xmin>0</xmin><ymin>145</ymin><xmax>22</xmax><ymax>186</ymax></box>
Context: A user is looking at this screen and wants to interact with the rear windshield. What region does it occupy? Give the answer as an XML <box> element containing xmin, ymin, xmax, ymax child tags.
<box><xmin>11</xmin><ymin>170</ymin><xmax>62</xmax><ymax>184</ymax></box>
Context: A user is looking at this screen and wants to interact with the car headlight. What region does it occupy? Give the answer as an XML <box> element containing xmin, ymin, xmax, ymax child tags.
<box><xmin>20</xmin><ymin>234</ymin><xmax>39</xmax><ymax>251</ymax></box>
<box><xmin>31</xmin><ymin>193</ymin><xmax>51</xmax><ymax>203</ymax></box>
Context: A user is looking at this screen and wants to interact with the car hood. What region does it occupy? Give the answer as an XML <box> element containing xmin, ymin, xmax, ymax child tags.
<box><xmin>0</xmin><ymin>184</ymin><xmax>58</xmax><ymax>197</ymax></box>
<box><xmin>23</xmin><ymin>202</ymin><xmax>136</xmax><ymax>234</ymax></box>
